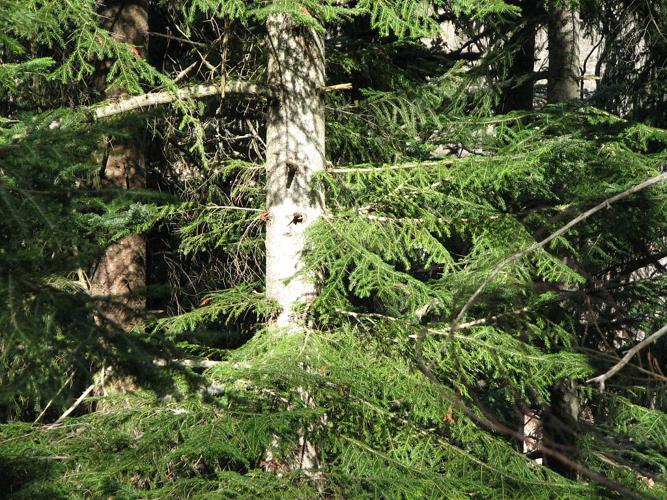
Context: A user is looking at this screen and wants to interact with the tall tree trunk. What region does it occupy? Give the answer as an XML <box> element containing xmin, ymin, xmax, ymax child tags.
<box><xmin>501</xmin><ymin>0</ymin><xmax>537</xmax><ymax>112</ymax></box>
<box><xmin>91</xmin><ymin>1</ymin><xmax>148</xmax><ymax>332</ymax></box>
<box><xmin>90</xmin><ymin>2</ymin><xmax>148</xmax><ymax>407</ymax></box>
<box><xmin>547</xmin><ymin>0</ymin><xmax>580</xmax><ymax>103</ymax></box>
<box><xmin>263</xmin><ymin>11</ymin><xmax>326</xmax><ymax>476</ymax></box>
<box><xmin>544</xmin><ymin>4</ymin><xmax>582</xmax><ymax>473</ymax></box>
<box><xmin>265</xmin><ymin>13</ymin><xmax>325</xmax><ymax>330</ymax></box>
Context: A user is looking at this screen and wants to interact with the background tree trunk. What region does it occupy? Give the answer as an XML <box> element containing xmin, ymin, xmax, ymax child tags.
<box><xmin>265</xmin><ymin>13</ymin><xmax>325</xmax><ymax>330</ymax></box>
<box><xmin>544</xmin><ymin>3</ymin><xmax>582</xmax><ymax>474</ymax></box>
<box><xmin>547</xmin><ymin>0</ymin><xmax>580</xmax><ymax>103</ymax></box>
<box><xmin>90</xmin><ymin>1</ymin><xmax>148</xmax><ymax>406</ymax></box>
<box><xmin>501</xmin><ymin>0</ymin><xmax>538</xmax><ymax>112</ymax></box>
<box><xmin>91</xmin><ymin>1</ymin><xmax>148</xmax><ymax>332</ymax></box>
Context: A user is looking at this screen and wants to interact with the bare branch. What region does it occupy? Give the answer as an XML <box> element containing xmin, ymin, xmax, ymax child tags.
<box><xmin>336</xmin><ymin>306</ymin><xmax>532</xmax><ymax>332</ymax></box>
<box><xmin>50</xmin><ymin>382</ymin><xmax>96</xmax><ymax>425</ymax></box>
<box><xmin>33</xmin><ymin>371</ymin><xmax>75</xmax><ymax>424</ymax></box>
<box><xmin>90</xmin><ymin>80</ymin><xmax>352</xmax><ymax>120</ymax></box>
<box><xmin>587</xmin><ymin>323</ymin><xmax>667</xmax><ymax>390</ymax></box>
<box><xmin>92</xmin><ymin>80</ymin><xmax>270</xmax><ymax>120</ymax></box>
<box><xmin>153</xmin><ymin>358</ymin><xmax>222</xmax><ymax>369</ymax></box>
<box><xmin>328</xmin><ymin>160</ymin><xmax>452</xmax><ymax>174</ymax></box>
<box><xmin>320</xmin><ymin>82</ymin><xmax>353</xmax><ymax>92</ymax></box>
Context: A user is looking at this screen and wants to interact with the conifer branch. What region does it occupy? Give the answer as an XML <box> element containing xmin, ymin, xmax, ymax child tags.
<box><xmin>412</xmin><ymin>332</ymin><xmax>644</xmax><ymax>500</ymax></box>
<box><xmin>92</xmin><ymin>81</ymin><xmax>270</xmax><ymax>119</ymax></box>
<box><xmin>451</xmin><ymin>172</ymin><xmax>667</xmax><ymax>337</ymax></box>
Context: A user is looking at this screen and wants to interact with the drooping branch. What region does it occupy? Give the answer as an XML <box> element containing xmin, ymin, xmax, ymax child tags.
<box><xmin>92</xmin><ymin>80</ymin><xmax>271</xmax><ymax>119</ymax></box>
<box><xmin>412</xmin><ymin>329</ymin><xmax>643</xmax><ymax>500</ymax></box>
<box><xmin>587</xmin><ymin>323</ymin><xmax>667</xmax><ymax>390</ymax></box>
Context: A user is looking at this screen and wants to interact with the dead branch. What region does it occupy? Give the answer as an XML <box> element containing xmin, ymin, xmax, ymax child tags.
<box><xmin>92</xmin><ymin>80</ymin><xmax>270</xmax><ymax>120</ymax></box>
<box><xmin>587</xmin><ymin>324</ymin><xmax>667</xmax><ymax>390</ymax></box>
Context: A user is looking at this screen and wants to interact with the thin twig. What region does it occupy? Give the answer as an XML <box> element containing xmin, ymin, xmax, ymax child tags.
<box><xmin>427</xmin><ymin>306</ymin><xmax>532</xmax><ymax>334</ymax></box>
<box><xmin>205</xmin><ymin>204</ymin><xmax>263</xmax><ymax>213</ymax></box>
<box><xmin>587</xmin><ymin>324</ymin><xmax>667</xmax><ymax>390</ymax></box>
<box><xmin>147</xmin><ymin>31</ymin><xmax>206</xmax><ymax>47</ymax></box>
<box><xmin>34</xmin><ymin>372</ymin><xmax>75</xmax><ymax>424</ymax></box>
<box><xmin>50</xmin><ymin>383</ymin><xmax>96</xmax><ymax>425</ymax></box>
<box><xmin>47</xmin><ymin>367</ymin><xmax>109</xmax><ymax>426</ymax></box>
<box><xmin>337</xmin><ymin>306</ymin><xmax>531</xmax><ymax>331</ymax></box>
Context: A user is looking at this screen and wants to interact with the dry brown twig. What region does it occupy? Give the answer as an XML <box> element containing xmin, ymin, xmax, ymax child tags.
<box><xmin>587</xmin><ymin>323</ymin><xmax>667</xmax><ymax>390</ymax></box>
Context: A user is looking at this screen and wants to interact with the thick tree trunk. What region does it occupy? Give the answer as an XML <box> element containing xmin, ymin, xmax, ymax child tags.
<box><xmin>265</xmin><ymin>13</ymin><xmax>325</xmax><ymax>330</ymax></box>
<box><xmin>544</xmin><ymin>3</ymin><xmax>582</xmax><ymax>464</ymax></box>
<box><xmin>91</xmin><ymin>1</ymin><xmax>148</xmax><ymax>332</ymax></box>
<box><xmin>501</xmin><ymin>1</ymin><xmax>537</xmax><ymax>112</ymax></box>
<box><xmin>547</xmin><ymin>0</ymin><xmax>580</xmax><ymax>103</ymax></box>
<box><xmin>263</xmin><ymin>11</ymin><xmax>326</xmax><ymax>476</ymax></box>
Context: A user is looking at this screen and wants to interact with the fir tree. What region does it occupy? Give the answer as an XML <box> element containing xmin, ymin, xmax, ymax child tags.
<box><xmin>1</xmin><ymin>1</ymin><xmax>666</xmax><ymax>498</ymax></box>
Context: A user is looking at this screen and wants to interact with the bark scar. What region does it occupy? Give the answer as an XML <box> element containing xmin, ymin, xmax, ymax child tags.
<box><xmin>286</xmin><ymin>160</ymin><xmax>299</xmax><ymax>189</ymax></box>
<box><xmin>289</xmin><ymin>212</ymin><xmax>305</xmax><ymax>225</ymax></box>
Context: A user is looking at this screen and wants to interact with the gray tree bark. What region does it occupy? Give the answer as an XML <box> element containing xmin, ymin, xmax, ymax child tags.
<box><xmin>265</xmin><ymin>13</ymin><xmax>326</xmax><ymax>330</ymax></box>
<box><xmin>91</xmin><ymin>1</ymin><xmax>148</xmax><ymax>332</ymax></box>
<box><xmin>262</xmin><ymin>11</ymin><xmax>326</xmax><ymax>476</ymax></box>
<box><xmin>547</xmin><ymin>0</ymin><xmax>580</xmax><ymax>103</ymax></box>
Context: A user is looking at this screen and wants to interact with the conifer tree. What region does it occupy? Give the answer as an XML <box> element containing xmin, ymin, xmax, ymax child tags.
<box><xmin>1</xmin><ymin>1</ymin><xmax>666</xmax><ymax>498</ymax></box>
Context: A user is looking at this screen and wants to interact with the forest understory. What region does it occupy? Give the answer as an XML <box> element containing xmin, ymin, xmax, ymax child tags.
<box><xmin>1</xmin><ymin>1</ymin><xmax>666</xmax><ymax>498</ymax></box>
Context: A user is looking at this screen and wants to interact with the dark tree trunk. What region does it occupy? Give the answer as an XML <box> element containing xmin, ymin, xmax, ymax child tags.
<box><xmin>501</xmin><ymin>1</ymin><xmax>538</xmax><ymax>112</ymax></box>
<box><xmin>91</xmin><ymin>1</ymin><xmax>148</xmax><ymax>332</ymax></box>
<box><xmin>543</xmin><ymin>381</ymin><xmax>580</xmax><ymax>477</ymax></box>
<box><xmin>543</xmin><ymin>1</ymin><xmax>582</xmax><ymax>476</ymax></box>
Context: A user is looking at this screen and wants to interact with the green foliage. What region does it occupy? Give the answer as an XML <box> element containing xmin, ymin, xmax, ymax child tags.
<box><xmin>0</xmin><ymin>0</ymin><xmax>167</xmax><ymax>99</ymax></box>
<box><xmin>1</xmin><ymin>1</ymin><xmax>666</xmax><ymax>498</ymax></box>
